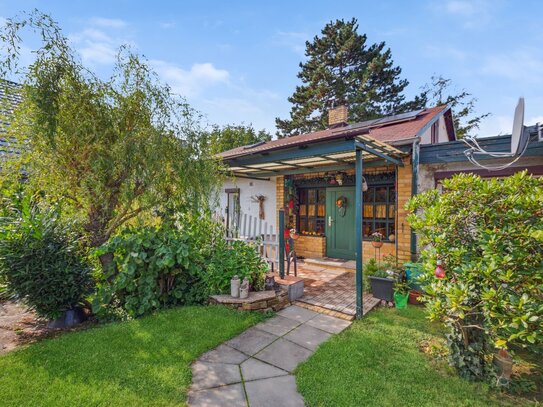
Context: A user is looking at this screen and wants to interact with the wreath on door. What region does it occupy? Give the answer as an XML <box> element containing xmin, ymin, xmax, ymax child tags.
<box><xmin>336</xmin><ymin>196</ymin><xmax>347</xmax><ymax>217</ymax></box>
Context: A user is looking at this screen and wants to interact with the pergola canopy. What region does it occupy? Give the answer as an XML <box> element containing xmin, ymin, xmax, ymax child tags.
<box><xmin>224</xmin><ymin>133</ymin><xmax>406</xmax><ymax>179</ymax></box>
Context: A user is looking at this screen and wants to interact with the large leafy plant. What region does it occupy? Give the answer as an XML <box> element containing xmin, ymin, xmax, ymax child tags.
<box><xmin>407</xmin><ymin>172</ymin><xmax>543</xmax><ymax>380</ymax></box>
<box><xmin>93</xmin><ymin>217</ymin><xmax>214</xmax><ymax>318</ymax></box>
<box><xmin>0</xmin><ymin>192</ymin><xmax>91</xmax><ymax>319</ymax></box>
<box><xmin>93</xmin><ymin>214</ymin><xmax>269</xmax><ymax>318</ymax></box>
<box><xmin>203</xmin><ymin>239</ymin><xmax>268</xmax><ymax>294</ymax></box>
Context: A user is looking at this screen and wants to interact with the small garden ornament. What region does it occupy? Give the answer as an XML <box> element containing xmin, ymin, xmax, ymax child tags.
<box><xmin>251</xmin><ymin>195</ymin><xmax>267</xmax><ymax>220</ymax></box>
<box><xmin>239</xmin><ymin>277</ymin><xmax>250</xmax><ymax>299</ymax></box>
<box><xmin>230</xmin><ymin>275</ymin><xmax>240</xmax><ymax>298</ymax></box>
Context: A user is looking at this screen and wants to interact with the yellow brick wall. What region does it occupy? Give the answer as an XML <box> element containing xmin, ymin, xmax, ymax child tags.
<box><xmin>394</xmin><ymin>158</ymin><xmax>413</xmax><ymax>264</ymax></box>
<box><xmin>295</xmin><ymin>235</ymin><xmax>326</xmax><ymax>258</ymax></box>
<box><xmin>275</xmin><ymin>176</ymin><xmax>284</xmax><ymax>230</ymax></box>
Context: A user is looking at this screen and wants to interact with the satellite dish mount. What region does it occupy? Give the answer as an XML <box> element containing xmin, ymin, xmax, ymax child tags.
<box><xmin>463</xmin><ymin>97</ymin><xmax>530</xmax><ymax>171</ymax></box>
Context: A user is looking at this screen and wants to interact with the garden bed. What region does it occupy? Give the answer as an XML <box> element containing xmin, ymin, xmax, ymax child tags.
<box><xmin>209</xmin><ymin>289</ymin><xmax>289</xmax><ymax>311</ymax></box>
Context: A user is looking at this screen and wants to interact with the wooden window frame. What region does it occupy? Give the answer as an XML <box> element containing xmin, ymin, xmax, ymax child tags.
<box><xmin>296</xmin><ymin>187</ymin><xmax>326</xmax><ymax>236</ymax></box>
<box><xmin>362</xmin><ymin>184</ymin><xmax>396</xmax><ymax>242</ymax></box>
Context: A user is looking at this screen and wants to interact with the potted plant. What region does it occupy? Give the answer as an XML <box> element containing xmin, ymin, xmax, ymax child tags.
<box><xmin>289</xmin><ymin>228</ymin><xmax>300</xmax><ymax>240</ymax></box>
<box><xmin>369</xmin><ymin>268</ymin><xmax>395</xmax><ymax>302</ymax></box>
<box><xmin>371</xmin><ymin>231</ymin><xmax>384</xmax><ymax>248</ymax></box>
<box><xmin>393</xmin><ymin>272</ymin><xmax>409</xmax><ymax>309</ymax></box>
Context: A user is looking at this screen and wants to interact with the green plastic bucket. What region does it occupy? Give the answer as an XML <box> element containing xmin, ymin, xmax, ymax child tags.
<box><xmin>394</xmin><ymin>292</ymin><xmax>409</xmax><ymax>309</ymax></box>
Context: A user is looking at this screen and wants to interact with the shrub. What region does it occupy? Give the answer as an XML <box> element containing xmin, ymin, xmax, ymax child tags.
<box><xmin>407</xmin><ymin>172</ymin><xmax>543</xmax><ymax>380</ymax></box>
<box><xmin>0</xmin><ymin>193</ymin><xmax>92</xmax><ymax>319</ymax></box>
<box><xmin>93</xmin><ymin>215</ymin><xmax>269</xmax><ymax>318</ymax></box>
<box><xmin>93</xmin><ymin>220</ymin><xmax>210</xmax><ymax>318</ymax></box>
<box><xmin>203</xmin><ymin>239</ymin><xmax>268</xmax><ymax>294</ymax></box>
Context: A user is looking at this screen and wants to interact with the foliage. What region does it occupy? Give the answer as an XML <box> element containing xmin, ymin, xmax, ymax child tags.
<box><xmin>407</xmin><ymin>172</ymin><xmax>543</xmax><ymax>380</ymax></box>
<box><xmin>419</xmin><ymin>75</ymin><xmax>491</xmax><ymax>138</ymax></box>
<box><xmin>275</xmin><ymin>18</ymin><xmax>420</xmax><ymax>137</ymax></box>
<box><xmin>0</xmin><ymin>191</ymin><xmax>91</xmax><ymax>319</ymax></box>
<box><xmin>93</xmin><ymin>215</ymin><xmax>221</xmax><ymax>318</ymax></box>
<box><xmin>203</xmin><ymin>239</ymin><xmax>268</xmax><ymax>294</ymax></box>
<box><xmin>93</xmin><ymin>215</ymin><xmax>268</xmax><ymax>318</ymax></box>
<box><xmin>0</xmin><ymin>11</ymin><xmax>221</xmax><ymax>262</ymax></box>
<box><xmin>207</xmin><ymin>123</ymin><xmax>272</xmax><ymax>154</ymax></box>
<box><xmin>296</xmin><ymin>307</ymin><xmax>530</xmax><ymax>406</ymax></box>
<box><xmin>0</xmin><ymin>306</ymin><xmax>266</xmax><ymax>406</ymax></box>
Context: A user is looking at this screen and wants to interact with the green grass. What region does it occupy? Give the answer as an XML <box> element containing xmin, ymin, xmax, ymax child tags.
<box><xmin>0</xmin><ymin>305</ymin><xmax>265</xmax><ymax>407</ymax></box>
<box><xmin>296</xmin><ymin>307</ymin><xmax>535</xmax><ymax>407</ymax></box>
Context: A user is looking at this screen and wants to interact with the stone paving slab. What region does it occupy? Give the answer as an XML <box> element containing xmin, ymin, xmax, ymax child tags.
<box><xmin>199</xmin><ymin>343</ymin><xmax>249</xmax><ymax>364</ymax></box>
<box><xmin>241</xmin><ymin>357</ymin><xmax>288</xmax><ymax>381</ymax></box>
<box><xmin>191</xmin><ymin>361</ymin><xmax>241</xmax><ymax>390</ymax></box>
<box><xmin>188</xmin><ymin>383</ymin><xmax>246</xmax><ymax>407</ymax></box>
<box><xmin>244</xmin><ymin>375</ymin><xmax>305</xmax><ymax>407</ymax></box>
<box><xmin>188</xmin><ymin>305</ymin><xmax>352</xmax><ymax>407</ymax></box>
<box><xmin>283</xmin><ymin>323</ymin><xmax>332</xmax><ymax>351</ymax></box>
<box><xmin>256</xmin><ymin>315</ymin><xmax>301</xmax><ymax>336</ymax></box>
<box><xmin>254</xmin><ymin>337</ymin><xmax>313</xmax><ymax>372</ymax></box>
<box><xmin>277</xmin><ymin>304</ymin><xmax>319</xmax><ymax>323</ymax></box>
<box><xmin>226</xmin><ymin>327</ymin><xmax>278</xmax><ymax>356</ymax></box>
<box><xmin>305</xmin><ymin>313</ymin><xmax>352</xmax><ymax>334</ymax></box>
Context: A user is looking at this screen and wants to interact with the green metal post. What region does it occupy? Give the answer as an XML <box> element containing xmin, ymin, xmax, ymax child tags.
<box><xmin>279</xmin><ymin>209</ymin><xmax>285</xmax><ymax>279</ymax></box>
<box><xmin>355</xmin><ymin>149</ymin><xmax>363</xmax><ymax>319</ymax></box>
<box><xmin>410</xmin><ymin>140</ymin><xmax>419</xmax><ymax>261</ymax></box>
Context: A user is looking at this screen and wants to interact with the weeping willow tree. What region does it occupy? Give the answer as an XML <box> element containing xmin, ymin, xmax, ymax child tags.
<box><xmin>0</xmin><ymin>11</ymin><xmax>222</xmax><ymax>265</ymax></box>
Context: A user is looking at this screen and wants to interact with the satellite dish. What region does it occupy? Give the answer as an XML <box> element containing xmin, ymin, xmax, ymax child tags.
<box><xmin>463</xmin><ymin>97</ymin><xmax>530</xmax><ymax>171</ymax></box>
<box><xmin>510</xmin><ymin>97</ymin><xmax>526</xmax><ymax>155</ymax></box>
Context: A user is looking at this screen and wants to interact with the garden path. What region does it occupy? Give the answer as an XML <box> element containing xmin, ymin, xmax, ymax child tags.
<box><xmin>188</xmin><ymin>304</ymin><xmax>351</xmax><ymax>407</ymax></box>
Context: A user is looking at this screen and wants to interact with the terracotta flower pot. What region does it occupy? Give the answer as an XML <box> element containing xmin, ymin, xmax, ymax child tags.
<box><xmin>372</xmin><ymin>241</ymin><xmax>383</xmax><ymax>248</ymax></box>
<box><xmin>408</xmin><ymin>290</ymin><xmax>423</xmax><ymax>305</ymax></box>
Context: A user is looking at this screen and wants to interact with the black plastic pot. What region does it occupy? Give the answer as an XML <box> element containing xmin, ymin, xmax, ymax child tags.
<box><xmin>47</xmin><ymin>308</ymin><xmax>87</xmax><ymax>329</ymax></box>
<box><xmin>369</xmin><ymin>276</ymin><xmax>394</xmax><ymax>302</ymax></box>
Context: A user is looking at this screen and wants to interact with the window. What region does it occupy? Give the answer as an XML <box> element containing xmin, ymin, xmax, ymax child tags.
<box><xmin>431</xmin><ymin>121</ymin><xmax>439</xmax><ymax>144</ymax></box>
<box><xmin>298</xmin><ymin>188</ymin><xmax>325</xmax><ymax>235</ymax></box>
<box><xmin>225</xmin><ymin>188</ymin><xmax>240</xmax><ymax>234</ymax></box>
<box><xmin>362</xmin><ymin>185</ymin><xmax>395</xmax><ymax>241</ymax></box>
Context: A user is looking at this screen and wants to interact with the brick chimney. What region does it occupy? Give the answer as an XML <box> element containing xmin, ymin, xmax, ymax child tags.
<box><xmin>328</xmin><ymin>104</ymin><xmax>348</xmax><ymax>128</ymax></box>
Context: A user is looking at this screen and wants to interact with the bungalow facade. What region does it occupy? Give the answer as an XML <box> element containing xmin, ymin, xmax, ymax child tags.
<box><xmin>215</xmin><ymin>105</ymin><xmax>542</xmax><ymax>266</ymax></box>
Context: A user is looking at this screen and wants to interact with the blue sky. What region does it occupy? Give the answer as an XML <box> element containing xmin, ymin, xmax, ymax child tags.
<box><xmin>1</xmin><ymin>0</ymin><xmax>542</xmax><ymax>137</ymax></box>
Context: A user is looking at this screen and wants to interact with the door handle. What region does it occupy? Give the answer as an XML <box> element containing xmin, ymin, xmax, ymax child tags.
<box><xmin>328</xmin><ymin>216</ymin><xmax>333</xmax><ymax>227</ymax></box>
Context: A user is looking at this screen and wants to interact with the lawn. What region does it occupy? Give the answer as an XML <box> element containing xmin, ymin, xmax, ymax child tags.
<box><xmin>0</xmin><ymin>305</ymin><xmax>265</xmax><ymax>407</ymax></box>
<box><xmin>296</xmin><ymin>306</ymin><xmax>537</xmax><ymax>407</ymax></box>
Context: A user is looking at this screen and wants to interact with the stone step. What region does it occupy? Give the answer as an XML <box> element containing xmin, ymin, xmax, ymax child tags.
<box><xmin>302</xmin><ymin>258</ymin><xmax>356</xmax><ymax>273</ymax></box>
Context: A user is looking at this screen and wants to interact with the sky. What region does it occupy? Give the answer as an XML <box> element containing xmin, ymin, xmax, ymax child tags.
<box><xmin>1</xmin><ymin>0</ymin><xmax>542</xmax><ymax>137</ymax></box>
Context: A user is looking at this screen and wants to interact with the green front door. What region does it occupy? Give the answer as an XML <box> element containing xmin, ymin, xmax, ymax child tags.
<box><xmin>326</xmin><ymin>187</ymin><xmax>356</xmax><ymax>260</ymax></box>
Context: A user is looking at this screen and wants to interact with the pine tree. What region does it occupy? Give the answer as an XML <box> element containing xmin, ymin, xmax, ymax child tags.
<box><xmin>276</xmin><ymin>18</ymin><xmax>417</xmax><ymax>137</ymax></box>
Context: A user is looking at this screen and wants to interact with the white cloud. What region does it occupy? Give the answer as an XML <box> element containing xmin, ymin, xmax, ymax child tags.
<box><xmin>424</xmin><ymin>45</ymin><xmax>467</xmax><ymax>60</ymax></box>
<box><xmin>481</xmin><ymin>48</ymin><xmax>543</xmax><ymax>83</ymax></box>
<box><xmin>70</xmin><ymin>19</ymin><xmax>133</xmax><ymax>65</ymax></box>
<box><xmin>434</xmin><ymin>0</ymin><xmax>498</xmax><ymax>28</ymax></box>
<box><xmin>272</xmin><ymin>31</ymin><xmax>309</xmax><ymax>56</ymax></box>
<box><xmin>160</xmin><ymin>22</ymin><xmax>176</xmax><ymax>29</ymax></box>
<box><xmin>89</xmin><ymin>18</ymin><xmax>127</xmax><ymax>29</ymax></box>
<box><xmin>151</xmin><ymin>61</ymin><xmax>230</xmax><ymax>97</ymax></box>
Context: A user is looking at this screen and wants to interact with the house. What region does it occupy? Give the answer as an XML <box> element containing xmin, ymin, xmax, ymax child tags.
<box><xmin>215</xmin><ymin>104</ymin><xmax>542</xmax><ymax>266</ymax></box>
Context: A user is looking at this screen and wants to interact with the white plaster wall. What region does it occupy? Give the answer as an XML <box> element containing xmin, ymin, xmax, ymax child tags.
<box><xmin>419</xmin><ymin>116</ymin><xmax>450</xmax><ymax>145</ymax></box>
<box><xmin>213</xmin><ymin>176</ymin><xmax>277</xmax><ymax>226</ymax></box>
